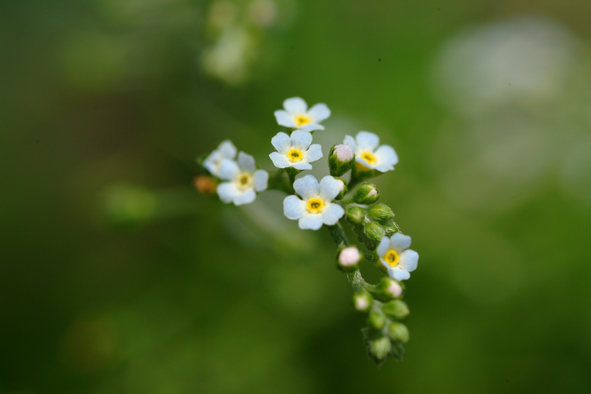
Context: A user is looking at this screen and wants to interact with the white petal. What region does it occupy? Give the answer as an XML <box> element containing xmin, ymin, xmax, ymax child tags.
<box><xmin>374</xmin><ymin>145</ymin><xmax>399</xmax><ymax>167</ymax></box>
<box><xmin>343</xmin><ymin>135</ymin><xmax>357</xmax><ymax>151</ymax></box>
<box><xmin>373</xmin><ymin>163</ymin><xmax>394</xmax><ymax>172</ymax></box>
<box><xmin>388</xmin><ymin>267</ymin><xmax>411</xmax><ymax>281</ymax></box>
<box><xmin>253</xmin><ymin>170</ymin><xmax>268</xmax><ymax>192</ymax></box>
<box><xmin>298</xmin><ymin>123</ymin><xmax>324</xmax><ymax>132</ymax></box>
<box><xmin>308</xmin><ymin>103</ymin><xmax>331</xmax><ymax>123</ymax></box>
<box><xmin>356</xmin><ymin>131</ymin><xmax>380</xmax><ymax>150</ymax></box>
<box><xmin>283</xmin><ymin>97</ymin><xmax>308</xmax><ymax>114</ymax></box>
<box><xmin>321</xmin><ymin>203</ymin><xmax>344</xmax><ymax>225</ymax></box>
<box><xmin>292</xmin><ymin>162</ymin><xmax>313</xmax><ymax>170</ymax></box>
<box><xmin>305</xmin><ymin>144</ymin><xmax>323</xmax><ymax>162</ymax></box>
<box><xmin>218</xmin><ymin>159</ymin><xmax>240</xmax><ymax>180</ymax></box>
<box><xmin>218</xmin><ymin>140</ymin><xmax>237</xmax><ymax>159</ymax></box>
<box><xmin>203</xmin><ymin>153</ymin><xmax>220</xmax><ymax>175</ymax></box>
<box><xmin>376</xmin><ymin>236</ymin><xmax>390</xmax><ymax>256</ymax></box>
<box><xmin>290</xmin><ymin>130</ymin><xmax>313</xmax><ymax>149</ymax></box>
<box><xmin>271</xmin><ymin>132</ymin><xmax>291</xmax><ymax>153</ymax></box>
<box><xmin>283</xmin><ymin>195</ymin><xmax>306</xmax><ymax>220</ymax></box>
<box><xmin>269</xmin><ymin>152</ymin><xmax>290</xmax><ymax>168</ymax></box>
<box><xmin>390</xmin><ymin>233</ymin><xmax>412</xmax><ymax>253</ymax></box>
<box><xmin>238</xmin><ymin>152</ymin><xmax>256</xmax><ymax>171</ymax></box>
<box><xmin>318</xmin><ymin>176</ymin><xmax>341</xmax><ymax>201</ymax></box>
<box><xmin>298</xmin><ymin>214</ymin><xmax>323</xmax><ymax>230</ymax></box>
<box><xmin>293</xmin><ymin>174</ymin><xmax>319</xmax><ymax>200</ymax></box>
<box><xmin>217</xmin><ymin>182</ymin><xmax>240</xmax><ymax>203</ymax></box>
<box><xmin>234</xmin><ymin>190</ymin><xmax>256</xmax><ymax>205</ymax></box>
<box><xmin>274</xmin><ymin>110</ymin><xmax>296</xmax><ymax>128</ymax></box>
<box><xmin>399</xmin><ymin>250</ymin><xmax>418</xmax><ymax>272</ymax></box>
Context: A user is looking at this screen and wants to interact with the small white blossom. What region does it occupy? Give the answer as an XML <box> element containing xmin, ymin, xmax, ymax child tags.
<box><xmin>274</xmin><ymin>97</ymin><xmax>331</xmax><ymax>132</ymax></box>
<box><xmin>344</xmin><ymin>131</ymin><xmax>398</xmax><ymax>172</ymax></box>
<box><xmin>269</xmin><ymin>130</ymin><xmax>323</xmax><ymax>170</ymax></box>
<box><xmin>339</xmin><ymin>247</ymin><xmax>361</xmax><ymax>267</ymax></box>
<box><xmin>203</xmin><ymin>140</ymin><xmax>237</xmax><ymax>177</ymax></box>
<box><xmin>333</xmin><ymin>144</ymin><xmax>354</xmax><ymax>163</ymax></box>
<box><xmin>377</xmin><ymin>233</ymin><xmax>419</xmax><ymax>281</ymax></box>
<box><xmin>217</xmin><ymin>152</ymin><xmax>268</xmax><ymax>206</ymax></box>
<box><xmin>385</xmin><ymin>279</ymin><xmax>403</xmax><ymax>298</ymax></box>
<box><xmin>283</xmin><ymin>175</ymin><xmax>345</xmax><ymax>230</ymax></box>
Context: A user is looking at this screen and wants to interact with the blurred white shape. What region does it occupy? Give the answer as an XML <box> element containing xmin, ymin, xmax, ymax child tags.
<box><xmin>433</xmin><ymin>17</ymin><xmax>580</xmax><ymax>117</ymax></box>
<box><xmin>248</xmin><ymin>0</ymin><xmax>278</xmax><ymax>28</ymax></box>
<box><xmin>202</xmin><ymin>27</ymin><xmax>255</xmax><ymax>85</ymax></box>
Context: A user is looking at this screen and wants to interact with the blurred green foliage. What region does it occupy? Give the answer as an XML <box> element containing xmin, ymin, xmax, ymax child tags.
<box><xmin>2</xmin><ymin>0</ymin><xmax>591</xmax><ymax>393</ymax></box>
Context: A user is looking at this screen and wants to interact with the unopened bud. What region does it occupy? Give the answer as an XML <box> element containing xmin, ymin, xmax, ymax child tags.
<box><xmin>353</xmin><ymin>292</ymin><xmax>372</xmax><ymax>312</ymax></box>
<box><xmin>368</xmin><ymin>310</ymin><xmax>387</xmax><ymax>330</ymax></box>
<box><xmin>334</xmin><ymin>177</ymin><xmax>348</xmax><ymax>200</ymax></box>
<box><xmin>194</xmin><ymin>176</ymin><xmax>218</xmax><ymax>196</ymax></box>
<box><xmin>364</xmin><ymin>221</ymin><xmax>385</xmax><ymax>243</ymax></box>
<box><xmin>376</xmin><ymin>277</ymin><xmax>403</xmax><ymax>300</ymax></box>
<box><xmin>367</xmin><ymin>203</ymin><xmax>394</xmax><ymax>223</ymax></box>
<box><xmin>345</xmin><ymin>206</ymin><xmax>365</xmax><ymax>226</ymax></box>
<box><xmin>353</xmin><ymin>183</ymin><xmax>379</xmax><ymax>204</ymax></box>
<box><xmin>388</xmin><ymin>322</ymin><xmax>409</xmax><ymax>343</ymax></box>
<box><xmin>329</xmin><ymin>144</ymin><xmax>355</xmax><ymax>177</ymax></box>
<box><xmin>368</xmin><ymin>335</ymin><xmax>391</xmax><ymax>361</ymax></box>
<box><xmin>382</xmin><ymin>300</ymin><xmax>410</xmax><ymax>320</ymax></box>
<box><xmin>383</xmin><ymin>219</ymin><xmax>400</xmax><ymax>236</ymax></box>
<box><xmin>337</xmin><ymin>246</ymin><xmax>362</xmax><ymax>272</ymax></box>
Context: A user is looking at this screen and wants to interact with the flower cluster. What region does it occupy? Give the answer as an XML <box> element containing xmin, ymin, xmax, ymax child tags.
<box><xmin>197</xmin><ymin>96</ymin><xmax>419</xmax><ymax>366</ymax></box>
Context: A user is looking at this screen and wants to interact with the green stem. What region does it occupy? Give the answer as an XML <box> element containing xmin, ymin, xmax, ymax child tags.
<box><xmin>327</xmin><ymin>221</ymin><xmax>350</xmax><ymax>248</ymax></box>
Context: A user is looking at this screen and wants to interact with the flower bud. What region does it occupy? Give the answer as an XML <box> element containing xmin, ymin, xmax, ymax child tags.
<box><xmin>388</xmin><ymin>322</ymin><xmax>409</xmax><ymax>343</ymax></box>
<box><xmin>368</xmin><ymin>310</ymin><xmax>387</xmax><ymax>330</ymax></box>
<box><xmin>194</xmin><ymin>175</ymin><xmax>218</xmax><ymax>196</ymax></box>
<box><xmin>353</xmin><ymin>292</ymin><xmax>372</xmax><ymax>312</ymax></box>
<box><xmin>345</xmin><ymin>206</ymin><xmax>365</xmax><ymax>226</ymax></box>
<box><xmin>376</xmin><ymin>277</ymin><xmax>403</xmax><ymax>300</ymax></box>
<box><xmin>364</xmin><ymin>221</ymin><xmax>385</xmax><ymax>243</ymax></box>
<box><xmin>353</xmin><ymin>183</ymin><xmax>379</xmax><ymax>205</ymax></box>
<box><xmin>329</xmin><ymin>144</ymin><xmax>355</xmax><ymax>177</ymax></box>
<box><xmin>367</xmin><ymin>203</ymin><xmax>394</xmax><ymax>223</ymax></box>
<box><xmin>337</xmin><ymin>246</ymin><xmax>362</xmax><ymax>273</ymax></box>
<box><xmin>382</xmin><ymin>300</ymin><xmax>410</xmax><ymax>320</ymax></box>
<box><xmin>382</xmin><ymin>219</ymin><xmax>400</xmax><ymax>237</ymax></box>
<box><xmin>334</xmin><ymin>177</ymin><xmax>348</xmax><ymax>200</ymax></box>
<box><xmin>368</xmin><ymin>335</ymin><xmax>391</xmax><ymax>361</ymax></box>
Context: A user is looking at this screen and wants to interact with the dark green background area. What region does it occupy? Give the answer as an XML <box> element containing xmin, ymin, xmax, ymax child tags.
<box><xmin>2</xmin><ymin>1</ymin><xmax>591</xmax><ymax>393</ymax></box>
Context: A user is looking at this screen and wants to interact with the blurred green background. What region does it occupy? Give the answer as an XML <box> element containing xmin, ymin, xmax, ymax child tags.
<box><xmin>2</xmin><ymin>0</ymin><xmax>591</xmax><ymax>393</ymax></box>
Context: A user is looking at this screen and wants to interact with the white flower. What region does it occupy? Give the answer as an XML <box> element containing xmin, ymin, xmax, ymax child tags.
<box><xmin>269</xmin><ymin>130</ymin><xmax>323</xmax><ymax>170</ymax></box>
<box><xmin>344</xmin><ymin>131</ymin><xmax>398</xmax><ymax>172</ymax></box>
<box><xmin>283</xmin><ymin>175</ymin><xmax>345</xmax><ymax>230</ymax></box>
<box><xmin>338</xmin><ymin>247</ymin><xmax>361</xmax><ymax>267</ymax></box>
<box><xmin>377</xmin><ymin>233</ymin><xmax>419</xmax><ymax>281</ymax></box>
<box><xmin>203</xmin><ymin>140</ymin><xmax>237</xmax><ymax>177</ymax></box>
<box><xmin>274</xmin><ymin>97</ymin><xmax>331</xmax><ymax>132</ymax></box>
<box><xmin>217</xmin><ymin>152</ymin><xmax>268</xmax><ymax>206</ymax></box>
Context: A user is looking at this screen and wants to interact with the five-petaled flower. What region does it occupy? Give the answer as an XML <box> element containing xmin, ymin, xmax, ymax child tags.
<box><xmin>344</xmin><ymin>131</ymin><xmax>398</xmax><ymax>172</ymax></box>
<box><xmin>203</xmin><ymin>140</ymin><xmax>237</xmax><ymax>177</ymax></box>
<box><xmin>269</xmin><ymin>130</ymin><xmax>323</xmax><ymax>170</ymax></box>
<box><xmin>377</xmin><ymin>233</ymin><xmax>419</xmax><ymax>281</ymax></box>
<box><xmin>274</xmin><ymin>97</ymin><xmax>331</xmax><ymax>132</ymax></box>
<box><xmin>217</xmin><ymin>152</ymin><xmax>269</xmax><ymax>206</ymax></box>
<box><xmin>283</xmin><ymin>175</ymin><xmax>345</xmax><ymax>230</ymax></box>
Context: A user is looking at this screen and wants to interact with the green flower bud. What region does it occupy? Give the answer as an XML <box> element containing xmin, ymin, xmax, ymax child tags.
<box><xmin>368</xmin><ymin>335</ymin><xmax>391</xmax><ymax>361</ymax></box>
<box><xmin>383</xmin><ymin>219</ymin><xmax>400</xmax><ymax>236</ymax></box>
<box><xmin>329</xmin><ymin>144</ymin><xmax>355</xmax><ymax>177</ymax></box>
<box><xmin>376</xmin><ymin>277</ymin><xmax>403</xmax><ymax>300</ymax></box>
<box><xmin>388</xmin><ymin>322</ymin><xmax>409</xmax><ymax>343</ymax></box>
<box><xmin>337</xmin><ymin>246</ymin><xmax>362</xmax><ymax>273</ymax></box>
<box><xmin>352</xmin><ymin>292</ymin><xmax>373</xmax><ymax>312</ymax></box>
<box><xmin>364</xmin><ymin>221</ymin><xmax>385</xmax><ymax>243</ymax></box>
<box><xmin>382</xmin><ymin>300</ymin><xmax>410</xmax><ymax>320</ymax></box>
<box><xmin>345</xmin><ymin>206</ymin><xmax>366</xmax><ymax>226</ymax></box>
<box><xmin>364</xmin><ymin>238</ymin><xmax>377</xmax><ymax>251</ymax></box>
<box><xmin>368</xmin><ymin>310</ymin><xmax>387</xmax><ymax>330</ymax></box>
<box><xmin>367</xmin><ymin>203</ymin><xmax>394</xmax><ymax>223</ymax></box>
<box><xmin>333</xmin><ymin>177</ymin><xmax>348</xmax><ymax>200</ymax></box>
<box><xmin>353</xmin><ymin>183</ymin><xmax>379</xmax><ymax>204</ymax></box>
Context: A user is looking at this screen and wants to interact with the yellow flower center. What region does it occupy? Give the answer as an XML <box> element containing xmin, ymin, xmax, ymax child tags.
<box><xmin>383</xmin><ymin>249</ymin><xmax>399</xmax><ymax>267</ymax></box>
<box><xmin>306</xmin><ymin>197</ymin><xmax>325</xmax><ymax>213</ymax></box>
<box><xmin>295</xmin><ymin>115</ymin><xmax>311</xmax><ymax>127</ymax></box>
<box><xmin>355</xmin><ymin>151</ymin><xmax>377</xmax><ymax>172</ymax></box>
<box><xmin>287</xmin><ymin>148</ymin><xmax>304</xmax><ymax>162</ymax></box>
<box><xmin>237</xmin><ymin>173</ymin><xmax>253</xmax><ymax>190</ymax></box>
